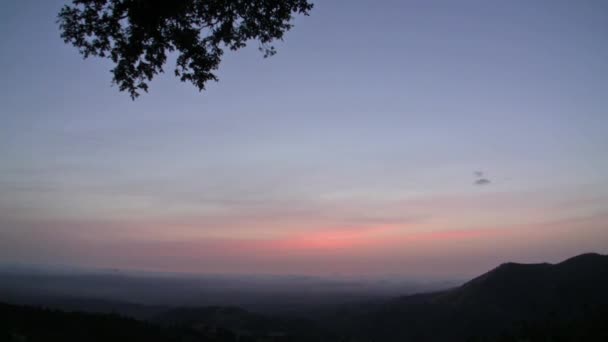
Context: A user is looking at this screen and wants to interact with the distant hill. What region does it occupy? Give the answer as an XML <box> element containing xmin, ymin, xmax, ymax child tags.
<box><xmin>0</xmin><ymin>302</ymin><xmax>204</xmax><ymax>342</ymax></box>
<box><xmin>2</xmin><ymin>253</ymin><xmax>607</xmax><ymax>341</ymax></box>
<box><xmin>153</xmin><ymin>306</ymin><xmax>339</xmax><ymax>341</ymax></box>
<box><xmin>0</xmin><ymin>302</ymin><xmax>335</xmax><ymax>342</ymax></box>
<box><xmin>337</xmin><ymin>253</ymin><xmax>608</xmax><ymax>341</ymax></box>
<box><xmin>154</xmin><ymin>306</ymin><xmax>289</xmax><ymax>336</ymax></box>
<box><xmin>440</xmin><ymin>253</ymin><xmax>608</xmax><ymax>309</ymax></box>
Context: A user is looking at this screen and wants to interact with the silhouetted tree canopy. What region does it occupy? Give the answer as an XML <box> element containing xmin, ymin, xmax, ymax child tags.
<box><xmin>58</xmin><ymin>0</ymin><xmax>313</xmax><ymax>98</ymax></box>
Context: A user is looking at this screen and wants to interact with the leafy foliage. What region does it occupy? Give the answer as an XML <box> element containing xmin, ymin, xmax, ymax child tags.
<box><xmin>58</xmin><ymin>0</ymin><xmax>313</xmax><ymax>98</ymax></box>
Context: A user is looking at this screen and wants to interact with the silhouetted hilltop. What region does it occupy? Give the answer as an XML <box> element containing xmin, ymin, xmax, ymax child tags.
<box><xmin>338</xmin><ymin>253</ymin><xmax>608</xmax><ymax>341</ymax></box>
<box><xmin>555</xmin><ymin>252</ymin><xmax>608</xmax><ymax>274</ymax></box>
<box><xmin>468</xmin><ymin>252</ymin><xmax>606</xmax><ymax>287</ymax></box>
<box><xmin>444</xmin><ymin>252</ymin><xmax>608</xmax><ymax>308</ymax></box>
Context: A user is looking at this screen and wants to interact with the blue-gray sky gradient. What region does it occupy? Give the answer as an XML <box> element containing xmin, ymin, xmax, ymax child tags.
<box><xmin>1</xmin><ymin>0</ymin><xmax>607</xmax><ymax>277</ymax></box>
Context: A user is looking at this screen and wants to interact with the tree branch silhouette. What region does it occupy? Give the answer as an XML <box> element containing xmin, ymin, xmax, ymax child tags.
<box><xmin>58</xmin><ymin>0</ymin><xmax>313</xmax><ymax>99</ymax></box>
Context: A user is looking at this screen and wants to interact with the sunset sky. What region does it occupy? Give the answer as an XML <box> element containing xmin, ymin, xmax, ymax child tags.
<box><xmin>1</xmin><ymin>0</ymin><xmax>607</xmax><ymax>278</ymax></box>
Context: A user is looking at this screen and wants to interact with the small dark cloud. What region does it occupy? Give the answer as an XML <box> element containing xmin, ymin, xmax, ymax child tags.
<box><xmin>474</xmin><ymin>178</ymin><xmax>491</xmax><ymax>186</ymax></box>
<box><xmin>474</xmin><ymin>171</ymin><xmax>484</xmax><ymax>178</ymax></box>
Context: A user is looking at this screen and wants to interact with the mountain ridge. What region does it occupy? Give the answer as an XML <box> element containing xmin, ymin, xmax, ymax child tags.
<box><xmin>336</xmin><ymin>252</ymin><xmax>608</xmax><ymax>341</ymax></box>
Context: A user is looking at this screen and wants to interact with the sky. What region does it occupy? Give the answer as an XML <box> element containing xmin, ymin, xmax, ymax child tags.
<box><xmin>0</xmin><ymin>0</ymin><xmax>607</xmax><ymax>279</ymax></box>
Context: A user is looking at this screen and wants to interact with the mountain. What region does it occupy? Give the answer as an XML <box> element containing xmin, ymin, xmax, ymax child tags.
<box><xmin>440</xmin><ymin>253</ymin><xmax>608</xmax><ymax>309</ymax></box>
<box><xmin>337</xmin><ymin>253</ymin><xmax>608</xmax><ymax>341</ymax></box>
<box><xmin>1</xmin><ymin>253</ymin><xmax>607</xmax><ymax>341</ymax></box>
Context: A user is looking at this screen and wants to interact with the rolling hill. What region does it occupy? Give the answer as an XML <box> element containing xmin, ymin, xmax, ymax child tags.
<box><xmin>2</xmin><ymin>253</ymin><xmax>607</xmax><ymax>341</ymax></box>
<box><xmin>338</xmin><ymin>253</ymin><xmax>608</xmax><ymax>341</ymax></box>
